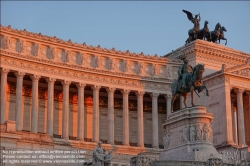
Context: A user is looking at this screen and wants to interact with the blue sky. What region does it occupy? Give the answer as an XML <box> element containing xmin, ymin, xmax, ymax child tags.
<box><xmin>1</xmin><ymin>1</ymin><xmax>250</xmax><ymax>56</ymax></box>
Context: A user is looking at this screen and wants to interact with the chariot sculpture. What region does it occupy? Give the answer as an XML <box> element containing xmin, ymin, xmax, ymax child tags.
<box><xmin>183</xmin><ymin>9</ymin><xmax>227</xmax><ymax>45</ymax></box>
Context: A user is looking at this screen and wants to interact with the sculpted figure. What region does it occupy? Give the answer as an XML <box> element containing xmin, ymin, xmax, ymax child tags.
<box><xmin>183</xmin><ymin>9</ymin><xmax>201</xmax><ymax>43</ymax></box>
<box><xmin>104</xmin><ymin>151</ymin><xmax>113</xmax><ymax>166</ymax></box>
<box><xmin>2</xmin><ymin>36</ymin><xmax>9</xmax><ymax>49</ymax></box>
<box><xmin>202</xmin><ymin>123</ymin><xmax>209</xmax><ymax>140</ymax></box>
<box><xmin>123</xmin><ymin>60</ymin><xmax>130</xmax><ymax>73</ymax></box>
<box><xmin>138</xmin><ymin>62</ymin><xmax>144</xmax><ymax>75</ymax></box>
<box><xmin>152</xmin><ymin>64</ymin><xmax>159</xmax><ymax>76</ymax></box>
<box><xmin>19</xmin><ymin>40</ymin><xmax>26</xmax><ymax>54</ymax></box>
<box><xmin>33</xmin><ymin>43</ymin><xmax>39</xmax><ymax>56</ymax></box>
<box><xmin>181</xmin><ymin>125</ymin><xmax>189</xmax><ymax>142</ymax></box>
<box><xmin>165</xmin><ymin>65</ymin><xmax>172</xmax><ymax>78</ymax></box>
<box><xmin>190</xmin><ymin>124</ymin><xmax>196</xmax><ymax>141</ymax></box>
<box><xmin>76</xmin><ymin>53</ymin><xmax>84</xmax><ymax>65</ymax></box>
<box><xmin>163</xmin><ymin>131</ymin><xmax>171</xmax><ymax>149</ymax></box>
<box><xmin>92</xmin><ymin>141</ymin><xmax>105</xmax><ymax>166</ymax></box>
<box><xmin>177</xmin><ymin>56</ymin><xmax>193</xmax><ymax>90</ymax></box>
<box><xmin>207</xmin><ymin>124</ymin><xmax>213</xmax><ymax>142</ymax></box>
<box><xmin>196</xmin><ymin>123</ymin><xmax>202</xmax><ymax>141</ymax></box>
<box><xmin>94</xmin><ymin>56</ymin><xmax>100</xmax><ymax>68</ymax></box>
<box><xmin>109</xmin><ymin>58</ymin><xmax>115</xmax><ymax>70</ymax></box>
<box><xmin>171</xmin><ymin>53</ymin><xmax>209</xmax><ymax>112</ymax></box>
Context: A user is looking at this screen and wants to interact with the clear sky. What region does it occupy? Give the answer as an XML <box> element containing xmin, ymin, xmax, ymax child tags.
<box><xmin>1</xmin><ymin>1</ymin><xmax>250</xmax><ymax>56</ymax></box>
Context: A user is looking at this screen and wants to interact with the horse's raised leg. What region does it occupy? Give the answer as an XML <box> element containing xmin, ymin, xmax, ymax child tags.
<box><xmin>183</xmin><ymin>93</ymin><xmax>188</xmax><ymax>108</ymax></box>
<box><xmin>190</xmin><ymin>86</ymin><xmax>195</xmax><ymax>107</ymax></box>
<box><xmin>171</xmin><ymin>94</ymin><xmax>178</xmax><ymax>112</ymax></box>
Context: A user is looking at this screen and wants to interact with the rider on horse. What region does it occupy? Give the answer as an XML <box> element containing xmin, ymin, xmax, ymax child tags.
<box><xmin>178</xmin><ymin>56</ymin><xmax>193</xmax><ymax>90</ymax></box>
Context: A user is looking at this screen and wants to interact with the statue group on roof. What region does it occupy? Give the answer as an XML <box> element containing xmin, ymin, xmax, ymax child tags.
<box><xmin>183</xmin><ymin>9</ymin><xmax>227</xmax><ymax>45</ymax></box>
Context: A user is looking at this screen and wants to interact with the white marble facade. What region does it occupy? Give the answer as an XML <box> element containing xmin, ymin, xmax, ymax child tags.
<box><xmin>0</xmin><ymin>25</ymin><xmax>250</xmax><ymax>165</ymax></box>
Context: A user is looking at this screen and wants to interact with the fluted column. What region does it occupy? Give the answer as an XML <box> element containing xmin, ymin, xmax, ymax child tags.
<box><xmin>14</xmin><ymin>71</ymin><xmax>25</xmax><ymax>130</ymax></box>
<box><xmin>91</xmin><ymin>85</ymin><xmax>101</xmax><ymax>142</ymax></box>
<box><xmin>77</xmin><ymin>83</ymin><xmax>86</xmax><ymax>141</ymax></box>
<box><xmin>61</xmin><ymin>80</ymin><xmax>71</xmax><ymax>139</ymax></box>
<box><xmin>121</xmin><ymin>89</ymin><xmax>130</xmax><ymax>146</ymax></box>
<box><xmin>233</xmin><ymin>107</ymin><xmax>238</xmax><ymax>145</ymax></box>
<box><xmin>135</xmin><ymin>91</ymin><xmax>145</xmax><ymax>147</ymax></box>
<box><xmin>164</xmin><ymin>94</ymin><xmax>172</xmax><ymax>119</ymax></box>
<box><xmin>235</xmin><ymin>88</ymin><xmax>246</xmax><ymax>147</ymax></box>
<box><xmin>46</xmin><ymin>78</ymin><xmax>56</xmax><ymax>136</ymax></box>
<box><xmin>151</xmin><ymin>93</ymin><xmax>159</xmax><ymax>148</ymax></box>
<box><xmin>0</xmin><ymin>68</ymin><xmax>10</xmax><ymax>123</ymax></box>
<box><xmin>106</xmin><ymin>87</ymin><xmax>116</xmax><ymax>145</ymax></box>
<box><xmin>31</xmin><ymin>75</ymin><xmax>41</xmax><ymax>133</ymax></box>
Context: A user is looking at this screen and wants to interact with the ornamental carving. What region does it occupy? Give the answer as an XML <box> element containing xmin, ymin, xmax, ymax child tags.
<box><xmin>76</xmin><ymin>52</ymin><xmax>84</xmax><ymax>65</ymax></box>
<box><xmin>46</xmin><ymin>46</ymin><xmax>55</xmax><ymax>60</ymax></box>
<box><xmin>163</xmin><ymin>130</ymin><xmax>171</xmax><ymax>149</ymax></box>
<box><xmin>61</xmin><ymin>50</ymin><xmax>70</xmax><ymax>63</ymax></box>
<box><xmin>232</xmin><ymin>68</ymin><xmax>250</xmax><ymax>77</ymax></box>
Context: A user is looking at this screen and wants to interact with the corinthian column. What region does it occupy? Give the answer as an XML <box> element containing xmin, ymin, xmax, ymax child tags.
<box><xmin>31</xmin><ymin>75</ymin><xmax>41</xmax><ymax>133</ymax></box>
<box><xmin>61</xmin><ymin>80</ymin><xmax>71</xmax><ymax>139</ymax></box>
<box><xmin>150</xmin><ymin>93</ymin><xmax>159</xmax><ymax>148</ymax></box>
<box><xmin>91</xmin><ymin>85</ymin><xmax>101</xmax><ymax>142</ymax></box>
<box><xmin>14</xmin><ymin>71</ymin><xmax>25</xmax><ymax>130</ymax></box>
<box><xmin>135</xmin><ymin>91</ymin><xmax>145</xmax><ymax>147</ymax></box>
<box><xmin>106</xmin><ymin>87</ymin><xmax>116</xmax><ymax>145</ymax></box>
<box><xmin>0</xmin><ymin>68</ymin><xmax>10</xmax><ymax>123</ymax></box>
<box><xmin>121</xmin><ymin>89</ymin><xmax>130</xmax><ymax>146</ymax></box>
<box><xmin>164</xmin><ymin>94</ymin><xmax>172</xmax><ymax>119</ymax></box>
<box><xmin>77</xmin><ymin>83</ymin><xmax>86</xmax><ymax>141</ymax></box>
<box><xmin>235</xmin><ymin>88</ymin><xmax>246</xmax><ymax>147</ymax></box>
<box><xmin>46</xmin><ymin>78</ymin><xmax>56</xmax><ymax>136</ymax></box>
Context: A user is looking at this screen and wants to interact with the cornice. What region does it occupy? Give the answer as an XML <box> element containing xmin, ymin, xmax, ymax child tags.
<box><xmin>0</xmin><ymin>25</ymin><xmax>168</xmax><ymax>63</ymax></box>
<box><xmin>0</xmin><ymin>50</ymin><xmax>174</xmax><ymax>84</ymax></box>
<box><xmin>164</xmin><ymin>40</ymin><xmax>250</xmax><ymax>64</ymax></box>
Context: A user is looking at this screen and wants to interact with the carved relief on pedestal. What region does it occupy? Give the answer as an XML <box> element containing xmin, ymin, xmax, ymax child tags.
<box><xmin>163</xmin><ymin>130</ymin><xmax>171</xmax><ymax>149</ymax></box>
<box><xmin>180</xmin><ymin>125</ymin><xmax>189</xmax><ymax>143</ymax></box>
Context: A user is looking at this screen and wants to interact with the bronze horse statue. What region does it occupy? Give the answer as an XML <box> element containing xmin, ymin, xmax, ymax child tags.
<box><xmin>171</xmin><ymin>63</ymin><xmax>209</xmax><ymax>112</ymax></box>
<box><xmin>205</xmin><ymin>23</ymin><xmax>221</xmax><ymax>43</ymax></box>
<box><xmin>197</xmin><ymin>20</ymin><xmax>209</xmax><ymax>40</ymax></box>
<box><xmin>218</xmin><ymin>26</ymin><xmax>227</xmax><ymax>45</ymax></box>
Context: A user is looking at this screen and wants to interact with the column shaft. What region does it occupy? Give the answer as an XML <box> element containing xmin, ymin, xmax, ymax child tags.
<box><xmin>164</xmin><ymin>94</ymin><xmax>172</xmax><ymax>119</ymax></box>
<box><xmin>151</xmin><ymin>93</ymin><xmax>159</xmax><ymax>148</ymax></box>
<box><xmin>61</xmin><ymin>80</ymin><xmax>71</xmax><ymax>139</ymax></box>
<box><xmin>0</xmin><ymin>68</ymin><xmax>10</xmax><ymax>123</ymax></box>
<box><xmin>121</xmin><ymin>89</ymin><xmax>130</xmax><ymax>146</ymax></box>
<box><xmin>136</xmin><ymin>91</ymin><xmax>145</xmax><ymax>147</ymax></box>
<box><xmin>46</xmin><ymin>78</ymin><xmax>56</xmax><ymax>136</ymax></box>
<box><xmin>106</xmin><ymin>88</ymin><xmax>116</xmax><ymax>145</ymax></box>
<box><xmin>236</xmin><ymin>89</ymin><xmax>246</xmax><ymax>147</ymax></box>
<box><xmin>77</xmin><ymin>83</ymin><xmax>86</xmax><ymax>141</ymax></box>
<box><xmin>15</xmin><ymin>72</ymin><xmax>25</xmax><ymax>130</ymax></box>
<box><xmin>91</xmin><ymin>85</ymin><xmax>101</xmax><ymax>142</ymax></box>
<box><xmin>31</xmin><ymin>75</ymin><xmax>41</xmax><ymax>133</ymax></box>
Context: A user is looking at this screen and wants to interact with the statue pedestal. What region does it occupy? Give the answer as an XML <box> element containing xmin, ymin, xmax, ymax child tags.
<box><xmin>159</xmin><ymin>106</ymin><xmax>220</xmax><ymax>162</ymax></box>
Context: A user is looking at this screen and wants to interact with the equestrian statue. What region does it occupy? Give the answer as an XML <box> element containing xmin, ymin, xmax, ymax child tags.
<box><xmin>171</xmin><ymin>53</ymin><xmax>209</xmax><ymax>112</ymax></box>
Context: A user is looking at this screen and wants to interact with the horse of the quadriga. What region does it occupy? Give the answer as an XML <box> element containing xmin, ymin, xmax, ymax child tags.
<box><xmin>197</xmin><ymin>20</ymin><xmax>209</xmax><ymax>40</ymax></box>
<box><xmin>171</xmin><ymin>64</ymin><xmax>209</xmax><ymax>112</ymax></box>
<box><xmin>205</xmin><ymin>23</ymin><xmax>221</xmax><ymax>43</ymax></box>
<box><xmin>218</xmin><ymin>26</ymin><xmax>227</xmax><ymax>45</ymax></box>
<box><xmin>185</xmin><ymin>18</ymin><xmax>200</xmax><ymax>44</ymax></box>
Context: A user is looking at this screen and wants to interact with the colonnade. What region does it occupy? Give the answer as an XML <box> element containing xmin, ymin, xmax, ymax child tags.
<box><xmin>0</xmin><ymin>68</ymin><xmax>173</xmax><ymax>148</ymax></box>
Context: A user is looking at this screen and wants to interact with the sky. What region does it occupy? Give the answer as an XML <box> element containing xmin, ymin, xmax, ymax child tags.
<box><xmin>1</xmin><ymin>1</ymin><xmax>250</xmax><ymax>56</ymax></box>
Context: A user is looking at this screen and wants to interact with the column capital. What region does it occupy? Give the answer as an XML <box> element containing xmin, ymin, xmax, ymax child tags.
<box><xmin>106</xmin><ymin>87</ymin><xmax>116</xmax><ymax>93</ymax></box>
<box><xmin>150</xmin><ymin>93</ymin><xmax>159</xmax><ymax>99</ymax></box>
<box><xmin>235</xmin><ymin>88</ymin><xmax>244</xmax><ymax>95</ymax></box>
<box><xmin>135</xmin><ymin>91</ymin><xmax>145</xmax><ymax>97</ymax></box>
<box><xmin>30</xmin><ymin>75</ymin><xmax>41</xmax><ymax>81</ymax></box>
<box><xmin>61</xmin><ymin>80</ymin><xmax>71</xmax><ymax>86</ymax></box>
<box><xmin>164</xmin><ymin>94</ymin><xmax>172</xmax><ymax>100</ymax></box>
<box><xmin>121</xmin><ymin>89</ymin><xmax>130</xmax><ymax>95</ymax></box>
<box><xmin>14</xmin><ymin>71</ymin><xmax>25</xmax><ymax>78</ymax></box>
<box><xmin>46</xmin><ymin>78</ymin><xmax>56</xmax><ymax>84</ymax></box>
<box><xmin>91</xmin><ymin>85</ymin><xmax>101</xmax><ymax>91</ymax></box>
<box><xmin>1</xmin><ymin>68</ymin><xmax>10</xmax><ymax>75</ymax></box>
<box><xmin>76</xmin><ymin>83</ymin><xmax>86</xmax><ymax>89</ymax></box>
